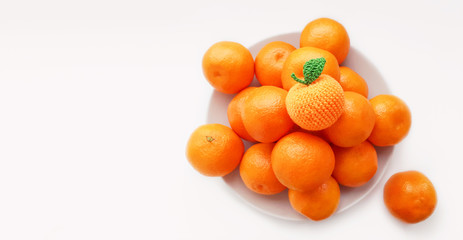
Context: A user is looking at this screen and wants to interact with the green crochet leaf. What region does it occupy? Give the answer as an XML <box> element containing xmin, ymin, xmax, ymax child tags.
<box><xmin>290</xmin><ymin>57</ymin><xmax>326</xmax><ymax>85</ymax></box>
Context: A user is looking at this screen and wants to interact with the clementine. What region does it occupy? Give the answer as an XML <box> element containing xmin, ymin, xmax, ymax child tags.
<box><xmin>242</xmin><ymin>86</ymin><xmax>294</xmax><ymax>143</ymax></box>
<box><xmin>368</xmin><ymin>94</ymin><xmax>412</xmax><ymax>146</ymax></box>
<box><xmin>202</xmin><ymin>41</ymin><xmax>254</xmax><ymax>94</ymax></box>
<box><xmin>271</xmin><ymin>132</ymin><xmax>335</xmax><ymax>192</ymax></box>
<box><xmin>323</xmin><ymin>91</ymin><xmax>376</xmax><ymax>147</ymax></box>
<box><xmin>227</xmin><ymin>87</ymin><xmax>257</xmax><ymax>142</ymax></box>
<box><xmin>384</xmin><ymin>171</ymin><xmax>437</xmax><ymax>223</ymax></box>
<box><xmin>288</xmin><ymin>177</ymin><xmax>340</xmax><ymax>221</ymax></box>
<box><xmin>339</xmin><ymin>66</ymin><xmax>368</xmax><ymax>98</ymax></box>
<box><xmin>255</xmin><ymin>41</ymin><xmax>296</xmax><ymax>88</ymax></box>
<box><xmin>186</xmin><ymin>124</ymin><xmax>244</xmax><ymax>177</ymax></box>
<box><xmin>239</xmin><ymin>143</ymin><xmax>286</xmax><ymax>195</ymax></box>
<box><xmin>332</xmin><ymin>141</ymin><xmax>378</xmax><ymax>187</ymax></box>
<box><xmin>300</xmin><ymin>18</ymin><xmax>350</xmax><ymax>64</ymax></box>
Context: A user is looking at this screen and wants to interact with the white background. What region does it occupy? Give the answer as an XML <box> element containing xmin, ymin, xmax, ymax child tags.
<box><xmin>1</xmin><ymin>0</ymin><xmax>462</xmax><ymax>239</ymax></box>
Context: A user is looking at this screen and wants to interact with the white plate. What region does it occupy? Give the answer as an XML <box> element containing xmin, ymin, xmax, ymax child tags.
<box><xmin>207</xmin><ymin>32</ymin><xmax>394</xmax><ymax>221</ymax></box>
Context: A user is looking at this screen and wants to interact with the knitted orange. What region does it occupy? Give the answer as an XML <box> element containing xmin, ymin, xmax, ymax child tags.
<box><xmin>286</xmin><ymin>58</ymin><xmax>345</xmax><ymax>131</ymax></box>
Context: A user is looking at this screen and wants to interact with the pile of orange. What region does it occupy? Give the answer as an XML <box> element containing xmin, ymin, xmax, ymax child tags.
<box><xmin>186</xmin><ymin>18</ymin><xmax>437</xmax><ymax>223</ymax></box>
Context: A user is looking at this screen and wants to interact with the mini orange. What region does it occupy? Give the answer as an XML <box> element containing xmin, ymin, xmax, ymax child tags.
<box><xmin>202</xmin><ymin>41</ymin><xmax>254</xmax><ymax>94</ymax></box>
<box><xmin>384</xmin><ymin>171</ymin><xmax>437</xmax><ymax>223</ymax></box>
<box><xmin>242</xmin><ymin>86</ymin><xmax>294</xmax><ymax>143</ymax></box>
<box><xmin>332</xmin><ymin>141</ymin><xmax>378</xmax><ymax>187</ymax></box>
<box><xmin>239</xmin><ymin>143</ymin><xmax>286</xmax><ymax>195</ymax></box>
<box><xmin>339</xmin><ymin>66</ymin><xmax>369</xmax><ymax>98</ymax></box>
<box><xmin>368</xmin><ymin>94</ymin><xmax>412</xmax><ymax>146</ymax></box>
<box><xmin>300</xmin><ymin>18</ymin><xmax>350</xmax><ymax>64</ymax></box>
<box><xmin>227</xmin><ymin>87</ymin><xmax>257</xmax><ymax>142</ymax></box>
<box><xmin>323</xmin><ymin>91</ymin><xmax>376</xmax><ymax>147</ymax></box>
<box><xmin>288</xmin><ymin>177</ymin><xmax>340</xmax><ymax>221</ymax></box>
<box><xmin>186</xmin><ymin>124</ymin><xmax>244</xmax><ymax>177</ymax></box>
<box><xmin>255</xmin><ymin>41</ymin><xmax>296</xmax><ymax>88</ymax></box>
<box><xmin>271</xmin><ymin>132</ymin><xmax>335</xmax><ymax>192</ymax></box>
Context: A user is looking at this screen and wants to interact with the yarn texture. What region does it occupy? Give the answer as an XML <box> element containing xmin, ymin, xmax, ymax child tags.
<box><xmin>286</xmin><ymin>75</ymin><xmax>345</xmax><ymax>131</ymax></box>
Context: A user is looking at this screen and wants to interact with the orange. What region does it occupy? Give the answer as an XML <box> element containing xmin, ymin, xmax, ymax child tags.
<box><xmin>186</xmin><ymin>124</ymin><xmax>244</xmax><ymax>177</ymax></box>
<box><xmin>271</xmin><ymin>132</ymin><xmax>335</xmax><ymax>192</ymax></box>
<box><xmin>281</xmin><ymin>47</ymin><xmax>340</xmax><ymax>91</ymax></box>
<box><xmin>339</xmin><ymin>66</ymin><xmax>369</xmax><ymax>98</ymax></box>
<box><xmin>286</xmin><ymin>74</ymin><xmax>345</xmax><ymax>131</ymax></box>
<box><xmin>323</xmin><ymin>91</ymin><xmax>376</xmax><ymax>147</ymax></box>
<box><xmin>202</xmin><ymin>41</ymin><xmax>254</xmax><ymax>94</ymax></box>
<box><xmin>242</xmin><ymin>86</ymin><xmax>294</xmax><ymax>143</ymax></box>
<box><xmin>227</xmin><ymin>87</ymin><xmax>257</xmax><ymax>142</ymax></box>
<box><xmin>384</xmin><ymin>171</ymin><xmax>437</xmax><ymax>223</ymax></box>
<box><xmin>300</xmin><ymin>18</ymin><xmax>350</xmax><ymax>64</ymax></box>
<box><xmin>288</xmin><ymin>177</ymin><xmax>340</xmax><ymax>221</ymax></box>
<box><xmin>239</xmin><ymin>143</ymin><xmax>286</xmax><ymax>195</ymax></box>
<box><xmin>368</xmin><ymin>95</ymin><xmax>412</xmax><ymax>146</ymax></box>
<box><xmin>255</xmin><ymin>41</ymin><xmax>296</xmax><ymax>88</ymax></box>
<box><xmin>332</xmin><ymin>141</ymin><xmax>378</xmax><ymax>187</ymax></box>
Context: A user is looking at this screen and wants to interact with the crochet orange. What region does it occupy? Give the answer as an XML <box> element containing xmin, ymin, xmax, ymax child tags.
<box><xmin>286</xmin><ymin>58</ymin><xmax>345</xmax><ymax>131</ymax></box>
